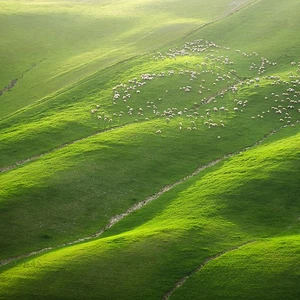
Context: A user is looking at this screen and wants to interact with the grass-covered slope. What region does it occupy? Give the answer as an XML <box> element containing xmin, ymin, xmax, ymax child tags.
<box><xmin>1</xmin><ymin>45</ymin><xmax>299</xmax><ymax>259</ymax></box>
<box><xmin>0</xmin><ymin>0</ymin><xmax>250</xmax><ymax>118</ymax></box>
<box><xmin>1</xmin><ymin>0</ymin><xmax>299</xmax><ymax>169</ymax></box>
<box><xmin>171</xmin><ymin>235</ymin><xmax>300</xmax><ymax>300</ymax></box>
<box><xmin>188</xmin><ymin>0</ymin><xmax>300</xmax><ymax>62</ymax></box>
<box><xmin>0</xmin><ymin>38</ymin><xmax>299</xmax><ymax>169</ymax></box>
<box><xmin>0</xmin><ymin>128</ymin><xmax>299</xmax><ymax>299</ymax></box>
<box><xmin>0</xmin><ymin>0</ymin><xmax>299</xmax><ymax>299</ymax></box>
<box><xmin>0</xmin><ymin>0</ymin><xmax>299</xmax><ymax>266</ymax></box>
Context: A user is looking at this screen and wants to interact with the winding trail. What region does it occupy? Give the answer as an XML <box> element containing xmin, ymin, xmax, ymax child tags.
<box><xmin>163</xmin><ymin>241</ymin><xmax>255</xmax><ymax>300</ymax></box>
<box><xmin>0</xmin><ymin>126</ymin><xmax>283</xmax><ymax>269</ymax></box>
<box><xmin>0</xmin><ymin>79</ymin><xmax>18</xmax><ymax>96</ymax></box>
<box><xmin>0</xmin><ymin>59</ymin><xmax>45</xmax><ymax>97</ymax></box>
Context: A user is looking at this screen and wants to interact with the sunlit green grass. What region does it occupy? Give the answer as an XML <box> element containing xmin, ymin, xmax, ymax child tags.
<box><xmin>0</xmin><ymin>0</ymin><xmax>248</xmax><ymax>118</ymax></box>
<box><xmin>187</xmin><ymin>0</ymin><xmax>300</xmax><ymax>63</ymax></box>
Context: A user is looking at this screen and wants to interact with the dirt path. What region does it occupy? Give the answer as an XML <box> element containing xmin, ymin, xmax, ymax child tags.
<box><xmin>0</xmin><ymin>79</ymin><xmax>18</xmax><ymax>96</ymax></box>
<box><xmin>0</xmin><ymin>126</ymin><xmax>283</xmax><ymax>268</ymax></box>
<box><xmin>163</xmin><ymin>241</ymin><xmax>255</xmax><ymax>300</ymax></box>
<box><xmin>0</xmin><ymin>59</ymin><xmax>45</xmax><ymax>97</ymax></box>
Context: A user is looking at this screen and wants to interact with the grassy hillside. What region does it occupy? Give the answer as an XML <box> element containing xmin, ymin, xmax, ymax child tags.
<box><xmin>188</xmin><ymin>0</ymin><xmax>300</xmax><ymax>59</ymax></box>
<box><xmin>0</xmin><ymin>0</ymin><xmax>299</xmax><ymax>299</ymax></box>
<box><xmin>0</xmin><ymin>128</ymin><xmax>299</xmax><ymax>299</ymax></box>
<box><xmin>0</xmin><ymin>33</ymin><xmax>299</xmax><ymax>168</ymax></box>
<box><xmin>1</xmin><ymin>39</ymin><xmax>299</xmax><ymax>259</ymax></box>
<box><xmin>0</xmin><ymin>0</ymin><xmax>251</xmax><ymax>118</ymax></box>
<box><xmin>0</xmin><ymin>0</ymin><xmax>299</xmax><ymax>170</ymax></box>
<box><xmin>171</xmin><ymin>235</ymin><xmax>300</xmax><ymax>300</ymax></box>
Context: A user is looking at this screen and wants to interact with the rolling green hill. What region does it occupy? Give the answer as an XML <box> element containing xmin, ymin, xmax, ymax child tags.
<box><xmin>0</xmin><ymin>126</ymin><xmax>299</xmax><ymax>299</ymax></box>
<box><xmin>0</xmin><ymin>0</ymin><xmax>252</xmax><ymax>118</ymax></box>
<box><xmin>0</xmin><ymin>0</ymin><xmax>299</xmax><ymax>299</ymax></box>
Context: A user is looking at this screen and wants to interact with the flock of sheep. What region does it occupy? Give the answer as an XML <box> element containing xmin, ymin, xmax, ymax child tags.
<box><xmin>90</xmin><ymin>39</ymin><xmax>300</xmax><ymax>137</ymax></box>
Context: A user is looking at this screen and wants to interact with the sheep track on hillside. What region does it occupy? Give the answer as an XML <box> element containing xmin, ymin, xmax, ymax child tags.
<box><xmin>162</xmin><ymin>240</ymin><xmax>256</xmax><ymax>300</ymax></box>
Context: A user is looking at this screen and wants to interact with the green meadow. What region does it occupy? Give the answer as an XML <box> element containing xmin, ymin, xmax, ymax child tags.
<box><xmin>0</xmin><ymin>0</ymin><xmax>299</xmax><ymax>299</ymax></box>
<box><xmin>0</xmin><ymin>0</ymin><xmax>249</xmax><ymax>118</ymax></box>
